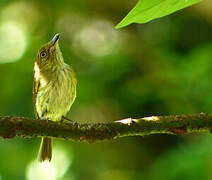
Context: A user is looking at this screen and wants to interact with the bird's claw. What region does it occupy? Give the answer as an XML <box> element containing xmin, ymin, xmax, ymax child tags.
<box><xmin>60</xmin><ymin>116</ymin><xmax>75</xmax><ymax>124</ymax></box>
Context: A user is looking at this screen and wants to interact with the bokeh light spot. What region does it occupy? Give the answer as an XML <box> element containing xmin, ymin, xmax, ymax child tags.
<box><xmin>0</xmin><ymin>22</ymin><xmax>26</xmax><ymax>63</ymax></box>
<box><xmin>26</xmin><ymin>146</ymin><xmax>72</xmax><ymax>180</ymax></box>
<box><xmin>26</xmin><ymin>161</ymin><xmax>56</xmax><ymax>180</ymax></box>
<box><xmin>1</xmin><ymin>1</ymin><xmax>40</xmax><ymax>32</ymax></box>
<box><xmin>73</xmin><ymin>20</ymin><xmax>120</xmax><ymax>57</ymax></box>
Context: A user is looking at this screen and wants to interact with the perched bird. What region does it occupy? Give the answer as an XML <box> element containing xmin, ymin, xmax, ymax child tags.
<box><xmin>33</xmin><ymin>34</ymin><xmax>77</xmax><ymax>162</ymax></box>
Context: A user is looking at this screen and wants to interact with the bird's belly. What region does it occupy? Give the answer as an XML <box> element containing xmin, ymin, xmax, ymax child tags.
<box><xmin>36</xmin><ymin>77</ymin><xmax>76</xmax><ymax>121</ymax></box>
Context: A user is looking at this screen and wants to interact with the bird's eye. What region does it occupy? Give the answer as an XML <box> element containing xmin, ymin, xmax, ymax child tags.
<box><xmin>40</xmin><ymin>51</ymin><xmax>46</xmax><ymax>58</ymax></box>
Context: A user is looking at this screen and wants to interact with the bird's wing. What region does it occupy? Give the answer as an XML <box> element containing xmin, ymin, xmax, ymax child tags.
<box><xmin>33</xmin><ymin>76</ymin><xmax>40</xmax><ymax>119</ymax></box>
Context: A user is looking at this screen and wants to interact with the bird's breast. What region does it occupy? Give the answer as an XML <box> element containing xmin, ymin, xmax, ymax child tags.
<box><xmin>34</xmin><ymin>64</ymin><xmax>76</xmax><ymax>121</ymax></box>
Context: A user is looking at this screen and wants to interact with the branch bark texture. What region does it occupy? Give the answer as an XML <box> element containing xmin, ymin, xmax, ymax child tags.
<box><xmin>0</xmin><ymin>114</ymin><xmax>211</xmax><ymax>143</ymax></box>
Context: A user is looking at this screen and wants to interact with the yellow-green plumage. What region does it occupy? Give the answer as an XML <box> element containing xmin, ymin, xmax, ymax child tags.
<box><xmin>33</xmin><ymin>34</ymin><xmax>77</xmax><ymax>162</ymax></box>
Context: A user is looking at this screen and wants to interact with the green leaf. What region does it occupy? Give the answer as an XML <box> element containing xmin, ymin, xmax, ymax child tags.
<box><xmin>116</xmin><ymin>0</ymin><xmax>201</xmax><ymax>29</ymax></box>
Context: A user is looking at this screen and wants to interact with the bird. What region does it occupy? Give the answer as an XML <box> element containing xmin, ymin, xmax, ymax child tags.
<box><xmin>33</xmin><ymin>34</ymin><xmax>77</xmax><ymax>162</ymax></box>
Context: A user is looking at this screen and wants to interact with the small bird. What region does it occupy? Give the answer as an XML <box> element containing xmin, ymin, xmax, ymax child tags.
<box><xmin>33</xmin><ymin>34</ymin><xmax>77</xmax><ymax>162</ymax></box>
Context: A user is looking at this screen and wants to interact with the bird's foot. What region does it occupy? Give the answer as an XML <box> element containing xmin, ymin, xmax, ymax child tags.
<box><xmin>60</xmin><ymin>116</ymin><xmax>75</xmax><ymax>124</ymax></box>
<box><xmin>41</xmin><ymin>117</ymin><xmax>50</xmax><ymax>123</ymax></box>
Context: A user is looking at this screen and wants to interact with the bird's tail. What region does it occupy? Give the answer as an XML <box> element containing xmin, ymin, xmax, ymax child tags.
<box><xmin>38</xmin><ymin>137</ymin><xmax>52</xmax><ymax>162</ymax></box>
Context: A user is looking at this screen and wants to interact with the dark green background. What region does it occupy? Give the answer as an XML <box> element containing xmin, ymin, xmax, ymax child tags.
<box><xmin>0</xmin><ymin>0</ymin><xmax>211</xmax><ymax>179</ymax></box>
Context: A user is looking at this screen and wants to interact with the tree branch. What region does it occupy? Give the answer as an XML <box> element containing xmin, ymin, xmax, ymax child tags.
<box><xmin>0</xmin><ymin>114</ymin><xmax>211</xmax><ymax>143</ymax></box>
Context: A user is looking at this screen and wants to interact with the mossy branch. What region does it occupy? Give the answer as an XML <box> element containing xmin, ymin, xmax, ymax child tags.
<box><xmin>0</xmin><ymin>113</ymin><xmax>211</xmax><ymax>143</ymax></box>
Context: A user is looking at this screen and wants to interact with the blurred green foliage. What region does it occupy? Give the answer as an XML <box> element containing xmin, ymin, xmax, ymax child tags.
<box><xmin>0</xmin><ymin>0</ymin><xmax>211</xmax><ymax>180</ymax></box>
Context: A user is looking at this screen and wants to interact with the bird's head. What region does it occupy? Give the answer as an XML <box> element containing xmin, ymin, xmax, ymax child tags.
<box><xmin>36</xmin><ymin>33</ymin><xmax>64</xmax><ymax>70</ymax></box>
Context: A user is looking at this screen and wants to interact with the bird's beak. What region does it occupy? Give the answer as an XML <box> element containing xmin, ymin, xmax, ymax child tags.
<box><xmin>50</xmin><ymin>33</ymin><xmax>60</xmax><ymax>47</ymax></box>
